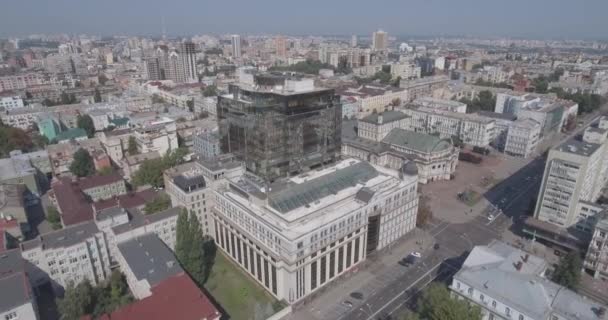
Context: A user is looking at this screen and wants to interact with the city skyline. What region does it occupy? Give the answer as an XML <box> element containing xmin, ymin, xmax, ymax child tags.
<box><xmin>2</xmin><ymin>0</ymin><xmax>608</xmax><ymax>39</ymax></box>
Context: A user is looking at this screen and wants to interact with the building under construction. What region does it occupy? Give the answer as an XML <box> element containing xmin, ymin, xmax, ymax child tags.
<box><xmin>217</xmin><ymin>72</ymin><xmax>342</xmax><ymax>181</ymax></box>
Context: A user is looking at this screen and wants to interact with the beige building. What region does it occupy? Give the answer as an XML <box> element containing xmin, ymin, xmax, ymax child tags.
<box><xmin>584</xmin><ymin>215</ymin><xmax>608</xmax><ymax>280</ymax></box>
<box><xmin>357</xmin><ymin>111</ymin><xmax>410</xmax><ymax>141</ymax></box>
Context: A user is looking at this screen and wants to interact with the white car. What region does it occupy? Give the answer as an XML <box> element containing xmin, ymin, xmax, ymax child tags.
<box><xmin>487</xmin><ymin>214</ymin><xmax>495</xmax><ymax>221</ymax></box>
<box><xmin>410</xmin><ymin>251</ymin><xmax>422</xmax><ymax>258</ymax></box>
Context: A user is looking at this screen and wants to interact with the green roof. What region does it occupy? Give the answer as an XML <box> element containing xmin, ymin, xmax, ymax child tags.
<box><xmin>382</xmin><ymin>128</ymin><xmax>452</xmax><ymax>153</ymax></box>
<box><xmin>56</xmin><ymin>128</ymin><xmax>87</xmax><ymax>141</ymax></box>
<box><xmin>360</xmin><ymin>111</ymin><xmax>409</xmax><ymax>124</ymax></box>
<box><xmin>268</xmin><ymin>162</ymin><xmax>379</xmax><ymax>214</ymax></box>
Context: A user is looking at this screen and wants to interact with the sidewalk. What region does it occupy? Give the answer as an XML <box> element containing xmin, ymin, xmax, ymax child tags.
<box><xmin>288</xmin><ymin>228</ymin><xmax>435</xmax><ymax>320</ymax></box>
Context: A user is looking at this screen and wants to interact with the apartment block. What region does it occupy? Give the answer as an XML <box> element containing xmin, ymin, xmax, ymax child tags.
<box><xmin>357</xmin><ymin>110</ymin><xmax>410</xmax><ymax>141</ymax></box>
<box><xmin>20</xmin><ymin>221</ymin><xmax>112</xmax><ymax>291</ymax></box>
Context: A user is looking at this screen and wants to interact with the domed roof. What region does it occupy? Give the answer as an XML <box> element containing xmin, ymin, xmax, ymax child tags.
<box><xmin>400</xmin><ymin>161</ymin><xmax>418</xmax><ymax>178</ymax></box>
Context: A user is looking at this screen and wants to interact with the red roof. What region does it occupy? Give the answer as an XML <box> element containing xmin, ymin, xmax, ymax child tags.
<box><xmin>95</xmin><ymin>273</ymin><xmax>221</xmax><ymax>320</ymax></box>
<box><xmin>51</xmin><ymin>177</ymin><xmax>94</xmax><ymax>226</ymax></box>
<box><xmin>94</xmin><ymin>189</ymin><xmax>158</xmax><ymax>211</ymax></box>
<box><xmin>78</xmin><ymin>173</ymin><xmax>124</xmax><ymax>190</ymax></box>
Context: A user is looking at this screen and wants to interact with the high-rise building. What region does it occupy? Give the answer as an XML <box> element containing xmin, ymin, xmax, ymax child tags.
<box><xmin>179</xmin><ymin>41</ymin><xmax>198</xmax><ymax>83</ymax></box>
<box><xmin>275</xmin><ymin>36</ymin><xmax>287</xmax><ymax>58</ymax></box>
<box><xmin>533</xmin><ymin>119</ymin><xmax>608</xmax><ymax>232</ymax></box>
<box><xmin>231</xmin><ymin>35</ymin><xmax>241</xmax><ymax>58</ymax></box>
<box><xmin>351</xmin><ymin>35</ymin><xmax>358</xmax><ymax>47</ymax></box>
<box><xmin>217</xmin><ymin>72</ymin><xmax>342</xmax><ymax>181</ymax></box>
<box><xmin>372</xmin><ymin>30</ymin><xmax>388</xmax><ymax>51</ymax></box>
<box><xmin>144</xmin><ymin>56</ymin><xmax>162</xmax><ymax>80</ymax></box>
<box><xmin>166</xmin><ymin>49</ymin><xmax>186</xmax><ymax>83</ymax></box>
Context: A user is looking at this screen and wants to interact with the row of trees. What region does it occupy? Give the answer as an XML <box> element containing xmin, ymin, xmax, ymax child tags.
<box><xmin>0</xmin><ymin>119</ymin><xmax>47</xmax><ymax>157</ymax></box>
<box><xmin>175</xmin><ymin>209</ymin><xmax>217</xmax><ymax>285</ymax></box>
<box><xmin>399</xmin><ymin>283</ymin><xmax>482</xmax><ymax>320</ymax></box>
<box><xmin>132</xmin><ymin>148</ymin><xmax>189</xmax><ymax>188</ymax></box>
<box><xmin>143</xmin><ymin>193</ymin><xmax>172</xmax><ymax>214</ymax></box>
<box><xmin>57</xmin><ymin>271</ymin><xmax>133</xmax><ymax>320</ymax></box>
<box><xmin>268</xmin><ymin>59</ymin><xmax>335</xmax><ymax>75</ymax></box>
<box><xmin>549</xmin><ymin>87</ymin><xmax>605</xmax><ymax>115</ymax></box>
<box><xmin>42</xmin><ymin>91</ymin><xmax>79</xmax><ymax>107</ymax></box>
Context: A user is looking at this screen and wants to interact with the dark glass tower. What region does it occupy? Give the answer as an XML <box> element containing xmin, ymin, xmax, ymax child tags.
<box><xmin>217</xmin><ymin>73</ymin><xmax>342</xmax><ymax>181</ymax></box>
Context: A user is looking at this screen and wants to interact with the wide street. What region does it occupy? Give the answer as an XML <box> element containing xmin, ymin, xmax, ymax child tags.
<box><xmin>289</xmin><ymin>109</ymin><xmax>606</xmax><ymax>320</ymax></box>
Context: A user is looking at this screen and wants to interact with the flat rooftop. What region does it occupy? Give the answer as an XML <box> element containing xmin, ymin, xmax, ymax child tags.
<box><xmin>556</xmin><ymin>135</ymin><xmax>601</xmax><ymax>157</ymax></box>
<box><xmin>117</xmin><ymin>233</ymin><xmax>182</xmax><ymax>287</ymax></box>
<box><xmin>221</xmin><ymin>158</ymin><xmax>416</xmax><ymax>240</ymax></box>
<box><xmin>21</xmin><ymin>221</ymin><xmax>99</xmax><ymax>252</ymax></box>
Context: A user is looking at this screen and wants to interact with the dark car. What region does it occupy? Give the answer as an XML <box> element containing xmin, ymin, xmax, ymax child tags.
<box><xmin>434</xmin><ymin>243</ymin><xmax>440</xmax><ymax>250</ymax></box>
<box><xmin>399</xmin><ymin>254</ymin><xmax>419</xmax><ymax>267</ymax></box>
<box><xmin>350</xmin><ymin>292</ymin><xmax>364</xmax><ymax>300</ymax></box>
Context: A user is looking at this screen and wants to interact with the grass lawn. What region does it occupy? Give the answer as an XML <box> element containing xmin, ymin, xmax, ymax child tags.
<box><xmin>205</xmin><ymin>252</ymin><xmax>282</xmax><ymax>320</ymax></box>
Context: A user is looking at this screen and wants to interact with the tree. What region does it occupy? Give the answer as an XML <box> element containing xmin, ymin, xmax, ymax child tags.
<box><xmin>132</xmin><ymin>158</ymin><xmax>166</xmax><ymax>188</ymax></box>
<box><xmin>143</xmin><ymin>193</ymin><xmax>172</xmax><ymax>214</ymax></box>
<box><xmin>97</xmin><ymin>166</ymin><xmax>114</xmax><ymax>176</ymax></box>
<box><xmin>98</xmin><ymin>74</ymin><xmax>108</xmax><ymax>85</ymax></box>
<box><xmin>0</xmin><ymin>125</ymin><xmax>34</xmax><ymax>157</ymax></box>
<box><xmin>202</xmin><ymin>85</ymin><xmax>218</xmax><ymax>97</ymax></box>
<box><xmin>391</xmin><ymin>97</ymin><xmax>402</xmax><ymax>107</ymax></box>
<box><xmin>60</xmin><ymin>91</ymin><xmax>71</xmax><ymax>105</ymax></box>
<box><xmin>416</xmin><ymin>195</ymin><xmax>433</xmax><ymax>227</ymax></box>
<box><xmin>175</xmin><ymin>209</ymin><xmax>217</xmax><ymax>286</ymax></box>
<box><xmin>57</xmin><ymin>280</ymin><xmax>94</xmax><ymax>320</ymax></box>
<box><xmin>268</xmin><ymin>59</ymin><xmax>334</xmax><ymax>75</ymax></box>
<box><xmin>93</xmin><ymin>87</ymin><xmax>102</xmax><ymax>103</ymax></box>
<box><xmin>417</xmin><ymin>283</ymin><xmax>482</xmax><ymax>320</ymax></box>
<box><xmin>70</xmin><ymin>148</ymin><xmax>96</xmax><ymax>177</ymax></box>
<box><xmin>151</xmin><ymin>94</ymin><xmax>164</xmax><ymax>104</ymax></box>
<box><xmin>552</xmin><ymin>252</ymin><xmax>582</xmax><ymax>290</ymax></box>
<box><xmin>47</xmin><ymin>205</ymin><xmax>62</xmax><ymax>230</ymax></box>
<box><xmin>163</xmin><ymin>147</ymin><xmax>189</xmax><ymax>168</ymax></box>
<box><xmin>460</xmin><ymin>90</ymin><xmax>496</xmax><ymax>113</ymax></box>
<box><xmin>127</xmin><ymin>136</ymin><xmax>138</xmax><ymax>155</ymax></box>
<box><xmin>77</xmin><ymin>114</ymin><xmax>95</xmax><ymax>138</ymax></box>
<box><xmin>186</xmin><ymin>99</ymin><xmax>195</xmax><ymax>112</ymax></box>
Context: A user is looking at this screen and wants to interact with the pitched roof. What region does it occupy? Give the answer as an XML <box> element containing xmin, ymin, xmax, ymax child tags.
<box><xmin>78</xmin><ymin>173</ymin><xmax>124</xmax><ymax>190</ymax></box>
<box><xmin>51</xmin><ymin>177</ymin><xmax>94</xmax><ymax>226</ymax></box>
<box><xmin>55</xmin><ymin>128</ymin><xmax>88</xmax><ymax>141</ymax></box>
<box><xmin>359</xmin><ymin>110</ymin><xmax>409</xmax><ymax>124</ymax></box>
<box><xmin>94</xmin><ymin>189</ymin><xmax>158</xmax><ymax>212</ymax></box>
<box><xmin>96</xmin><ymin>273</ymin><xmax>220</xmax><ymax>320</ymax></box>
<box><xmin>382</xmin><ymin>128</ymin><xmax>452</xmax><ymax>154</ymax></box>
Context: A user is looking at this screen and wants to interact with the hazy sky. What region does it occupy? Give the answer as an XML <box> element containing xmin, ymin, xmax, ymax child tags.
<box><xmin>1</xmin><ymin>0</ymin><xmax>607</xmax><ymax>39</ymax></box>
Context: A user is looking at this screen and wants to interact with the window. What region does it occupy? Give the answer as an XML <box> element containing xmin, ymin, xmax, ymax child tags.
<box><xmin>505</xmin><ymin>307</ymin><xmax>511</xmax><ymax>316</ymax></box>
<box><xmin>467</xmin><ymin>288</ymin><xmax>473</xmax><ymax>295</ymax></box>
<box><xmin>519</xmin><ymin>315</ymin><xmax>524</xmax><ymax>320</ymax></box>
<box><xmin>480</xmin><ymin>294</ymin><xmax>485</xmax><ymax>302</ymax></box>
<box><xmin>492</xmin><ymin>300</ymin><xmax>497</xmax><ymax>308</ymax></box>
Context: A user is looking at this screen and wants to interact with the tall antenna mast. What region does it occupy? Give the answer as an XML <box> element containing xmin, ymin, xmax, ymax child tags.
<box><xmin>161</xmin><ymin>16</ymin><xmax>167</xmax><ymax>41</ymax></box>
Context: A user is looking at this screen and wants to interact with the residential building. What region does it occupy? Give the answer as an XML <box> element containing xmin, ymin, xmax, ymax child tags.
<box><xmin>55</xmin><ymin>128</ymin><xmax>88</xmax><ymax>143</ymax></box>
<box><xmin>20</xmin><ymin>221</ymin><xmax>112</xmax><ymax>291</ymax></box>
<box><xmin>133</xmin><ymin>118</ymin><xmax>179</xmax><ymax>156</ymax></box>
<box><xmin>584</xmin><ymin>215</ymin><xmax>608</xmax><ymax>280</ymax></box>
<box><xmin>402</xmin><ymin>105</ymin><xmax>496</xmax><ymax>147</ymax></box>
<box><xmin>390</xmin><ymin>62</ymin><xmax>421</xmax><ymax>80</ymax></box>
<box><xmin>414</xmin><ymin>97</ymin><xmax>467</xmax><ymax>113</ymax></box>
<box><xmin>217</xmin><ymin>72</ymin><xmax>341</xmax><ymax>181</ymax></box>
<box><xmin>78</xmin><ymin>173</ymin><xmax>128</xmax><ymax>201</ymax></box>
<box><xmin>338</xmin><ymin>84</ymin><xmax>408</xmax><ymax>116</ymax></box>
<box><xmin>275</xmin><ymin>36</ymin><xmax>287</xmax><ymax>58</ymax></box>
<box><xmin>0</xmin><ymin>185</ymin><xmax>28</xmax><ymax>238</ymax></box>
<box><xmin>0</xmin><ymin>249</ymin><xmax>40</xmax><ymax>320</ymax></box>
<box><xmin>0</xmin><ymin>73</ymin><xmax>47</xmax><ymax>92</ymax></box>
<box><xmin>357</xmin><ymin>110</ymin><xmax>410</xmax><ymax>141</ymax></box>
<box><xmin>231</xmin><ymin>35</ymin><xmax>242</xmax><ymax>58</ymax></box>
<box><xmin>0</xmin><ymin>157</ymin><xmax>41</xmax><ymax>196</ymax></box>
<box><xmin>121</xmin><ymin>151</ymin><xmax>161</xmax><ymax>180</ymax></box>
<box><xmin>1</xmin><ymin>105</ymin><xmax>45</xmax><ymax>130</ymax></box>
<box><xmin>192</xmin><ymin>131</ymin><xmax>221</xmax><ymax>160</ymax></box>
<box><xmin>372</xmin><ymin>30</ymin><xmax>388</xmax><ymax>51</ymax></box>
<box><xmin>47</xmin><ymin>138</ymin><xmax>106</xmax><ymax>176</ymax></box>
<box><xmin>179</xmin><ymin>41</ymin><xmax>198</xmax><ymax>83</ymax></box>
<box><xmin>503</xmin><ymin>119</ymin><xmax>541</xmax><ymax>158</ymax></box>
<box><xmin>98</xmin><ymin>129</ymin><xmax>132</xmax><ymax>165</ymax></box>
<box><xmin>399</xmin><ymin>75</ymin><xmax>449</xmax><ymax>102</ymax></box>
<box><xmin>451</xmin><ymin>240</ymin><xmax>605</xmax><ymax>320</ymax></box>
<box><xmin>211</xmin><ymin>158</ymin><xmax>418</xmax><ymax>303</ymax></box>
<box><xmin>0</xmin><ymin>95</ymin><xmax>24</xmax><ymax>110</ymax></box>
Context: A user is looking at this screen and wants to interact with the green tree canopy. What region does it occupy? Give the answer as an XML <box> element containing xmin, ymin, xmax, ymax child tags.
<box><xmin>143</xmin><ymin>193</ymin><xmax>172</xmax><ymax>214</ymax></box>
<box><xmin>70</xmin><ymin>148</ymin><xmax>96</xmax><ymax>177</ymax></box>
<box><xmin>175</xmin><ymin>209</ymin><xmax>217</xmax><ymax>286</ymax></box>
<box><xmin>77</xmin><ymin>114</ymin><xmax>95</xmax><ymax>138</ymax></box>
<box><xmin>46</xmin><ymin>205</ymin><xmax>62</xmax><ymax>230</ymax></box>
<box><xmin>132</xmin><ymin>158</ymin><xmax>165</xmax><ymax>188</ymax></box>
<box><xmin>0</xmin><ymin>125</ymin><xmax>34</xmax><ymax>157</ymax></box>
<box><xmin>94</xmin><ymin>88</ymin><xmax>102</xmax><ymax>103</ymax></box>
<box><xmin>202</xmin><ymin>85</ymin><xmax>218</xmax><ymax>97</ymax></box>
<box><xmin>417</xmin><ymin>283</ymin><xmax>482</xmax><ymax>320</ymax></box>
<box><xmin>268</xmin><ymin>59</ymin><xmax>335</xmax><ymax>75</ymax></box>
<box><xmin>127</xmin><ymin>135</ymin><xmax>138</xmax><ymax>155</ymax></box>
<box><xmin>459</xmin><ymin>90</ymin><xmax>496</xmax><ymax>113</ymax></box>
<box><xmin>57</xmin><ymin>280</ymin><xmax>94</xmax><ymax>320</ymax></box>
<box><xmin>551</xmin><ymin>252</ymin><xmax>582</xmax><ymax>290</ymax></box>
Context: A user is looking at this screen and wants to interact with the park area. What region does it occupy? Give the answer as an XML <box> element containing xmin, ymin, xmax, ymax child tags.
<box><xmin>205</xmin><ymin>252</ymin><xmax>285</xmax><ymax>320</ymax></box>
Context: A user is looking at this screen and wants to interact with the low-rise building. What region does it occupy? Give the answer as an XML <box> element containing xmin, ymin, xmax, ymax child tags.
<box><xmin>357</xmin><ymin>110</ymin><xmax>410</xmax><ymax>141</ymax></box>
<box><xmin>0</xmin><ymin>185</ymin><xmax>28</xmax><ymax>238</ymax></box>
<box><xmin>413</xmin><ymin>96</ymin><xmax>467</xmax><ymax>113</ymax></box>
<box><xmin>0</xmin><ymin>95</ymin><xmax>25</xmax><ymax>110</ymax></box>
<box><xmin>192</xmin><ymin>131</ymin><xmax>221</xmax><ymax>160</ymax></box>
<box><xmin>339</xmin><ymin>85</ymin><xmax>409</xmax><ymax>116</ymax></box>
<box><xmin>0</xmin><ymin>249</ymin><xmax>40</xmax><ymax>320</ymax></box>
<box><xmin>403</xmin><ymin>105</ymin><xmax>495</xmax><ymax>147</ymax></box>
<box><xmin>78</xmin><ymin>173</ymin><xmax>127</xmax><ymax>201</ymax></box>
<box><xmin>451</xmin><ymin>240</ymin><xmax>605</xmax><ymax>320</ymax></box>
<box><xmin>47</xmin><ymin>138</ymin><xmax>105</xmax><ymax>176</ymax></box>
<box><xmin>0</xmin><ymin>106</ymin><xmax>45</xmax><ymax>130</ymax></box>
<box><xmin>0</xmin><ymin>157</ymin><xmax>41</xmax><ymax>196</ymax></box>
<box><xmin>503</xmin><ymin>119</ymin><xmax>541</xmax><ymax>158</ymax></box>
<box><xmin>121</xmin><ymin>151</ymin><xmax>161</xmax><ymax>180</ymax></box>
<box><xmin>399</xmin><ymin>75</ymin><xmax>449</xmax><ymax>102</ymax></box>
